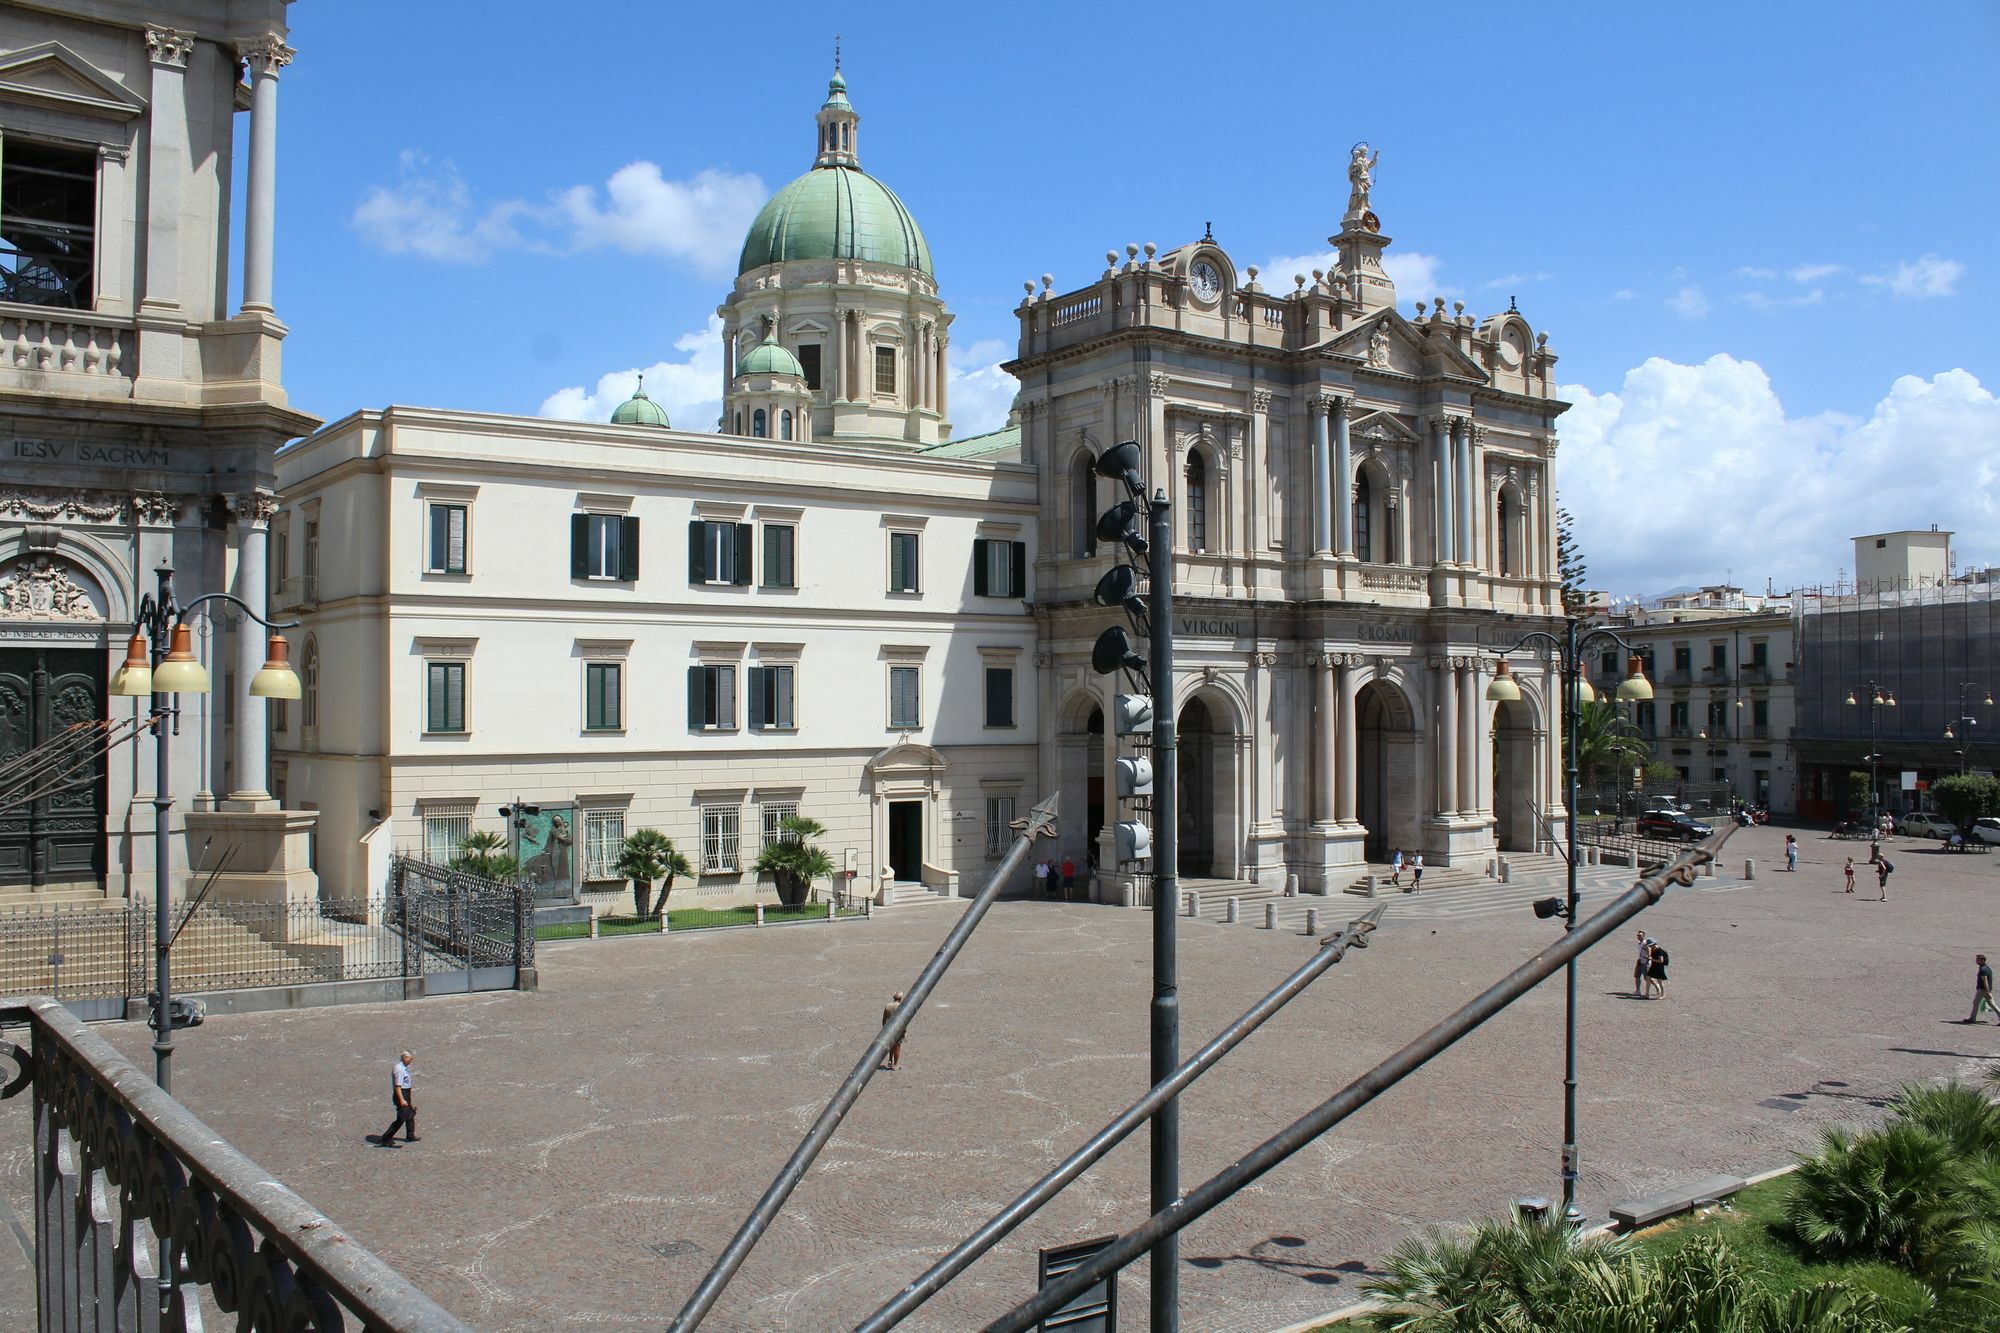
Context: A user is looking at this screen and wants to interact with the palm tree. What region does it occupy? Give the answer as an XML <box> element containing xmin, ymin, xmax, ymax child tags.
<box><xmin>1571</xmin><ymin>699</ymin><xmax>1649</xmax><ymax>787</ymax></box>
<box><xmin>1786</xmin><ymin>1123</ymin><xmax>1966</xmax><ymax>1272</ymax></box>
<box><xmin>1366</xmin><ymin>1210</ymin><xmax>1629</xmax><ymax>1330</ymax></box>
<box><xmin>613</xmin><ymin>829</ymin><xmax>692</xmax><ymax>917</ymax></box>
<box><xmin>452</xmin><ymin>829</ymin><xmax>519</xmax><ymax>880</ymax></box>
<box><xmin>753</xmin><ymin>814</ymin><xmax>835</xmax><ymax>907</ymax></box>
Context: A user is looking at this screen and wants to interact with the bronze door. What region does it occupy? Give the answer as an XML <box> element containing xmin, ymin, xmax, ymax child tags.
<box><xmin>0</xmin><ymin>648</ymin><xmax>107</xmax><ymax>890</ymax></box>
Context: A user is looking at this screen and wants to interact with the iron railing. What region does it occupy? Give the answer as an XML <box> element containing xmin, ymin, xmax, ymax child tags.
<box><xmin>0</xmin><ymin>994</ymin><xmax>470</xmax><ymax>1331</ymax></box>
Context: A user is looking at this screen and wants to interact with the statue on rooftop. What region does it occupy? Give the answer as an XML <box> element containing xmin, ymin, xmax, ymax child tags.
<box><xmin>1346</xmin><ymin>142</ymin><xmax>1380</xmax><ymax>220</ymax></box>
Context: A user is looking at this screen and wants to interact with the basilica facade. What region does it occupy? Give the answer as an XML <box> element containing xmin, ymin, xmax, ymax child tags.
<box><xmin>1012</xmin><ymin>160</ymin><xmax>1569</xmax><ymax>891</ymax></box>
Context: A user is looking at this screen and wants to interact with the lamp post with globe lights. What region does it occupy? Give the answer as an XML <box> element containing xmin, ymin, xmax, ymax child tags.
<box><xmin>1943</xmin><ymin>682</ymin><xmax>1992</xmax><ymax>774</ymax></box>
<box><xmin>1487</xmin><ymin>619</ymin><xmax>1652</xmax><ymax>1220</ymax></box>
<box><xmin>1844</xmin><ymin>682</ymin><xmax>1897</xmax><ymax>820</ymax></box>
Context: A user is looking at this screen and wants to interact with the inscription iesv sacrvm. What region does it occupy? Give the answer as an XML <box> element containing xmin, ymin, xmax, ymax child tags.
<box><xmin>11</xmin><ymin>438</ymin><xmax>172</xmax><ymax>468</ymax></box>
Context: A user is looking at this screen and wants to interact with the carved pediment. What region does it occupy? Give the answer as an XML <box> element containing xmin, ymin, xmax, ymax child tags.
<box><xmin>1348</xmin><ymin>408</ymin><xmax>1421</xmax><ymax>444</ymax></box>
<box><xmin>0</xmin><ymin>42</ymin><xmax>146</xmax><ymax>121</ymax></box>
<box><xmin>1320</xmin><ymin>310</ymin><xmax>1491</xmax><ymax>384</ymax></box>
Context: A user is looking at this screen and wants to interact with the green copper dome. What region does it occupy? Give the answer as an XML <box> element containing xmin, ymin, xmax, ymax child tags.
<box><xmin>738</xmin><ymin>165</ymin><xmax>932</xmax><ymax>277</ymax></box>
<box><xmin>737</xmin><ymin>338</ymin><xmax>805</xmax><ymax>379</ymax></box>
<box><xmin>609</xmin><ymin>378</ymin><xmax>670</xmax><ymax>427</ymax></box>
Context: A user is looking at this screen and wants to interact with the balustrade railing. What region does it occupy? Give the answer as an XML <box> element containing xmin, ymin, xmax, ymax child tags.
<box><xmin>2</xmin><ymin>995</ymin><xmax>470</xmax><ymax>1331</ymax></box>
<box><xmin>0</xmin><ymin>306</ymin><xmax>131</xmax><ymax>379</ymax></box>
<box><xmin>1049</xmin><ymin>293</ymin><xmax>1102</xmax><ymax>327</ymax></box>
<box><xmin>1356</xmin><ymin>562</ymin><xmax>1426</xmax><ymax>592</ymax></box>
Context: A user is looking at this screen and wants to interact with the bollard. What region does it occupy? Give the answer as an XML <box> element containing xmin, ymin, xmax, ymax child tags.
<box><xmin>1744</xmin><ymin>858</ymin><xmax>1755</xmax><ymax>880</ymax></box>
<box><xmin>1499</xmin><ymin>860</ymin><xmax>1511</xmax><ymax>884</ymax></box>
<box><xmin>1264</xmin><ymin>902</ymin><xmax>1278</xmax><ymax>929</ymax></box>
<box><xmin>755</xmin><ymin>903</ymin><xmax>765</xmax><ymax>926</ymax></box>
<box><xmin>1226</xmin><ymin>897</ymin><xmax>1240</xmax><ymax>924</ymax></box>
<box><xmin>660</xmin><ymin>910</ymin><xmax>670</xmax><ymax>934</ymax></box>
<box><xmin>1486</xmin><ymin>857</ymin><xmax>1497</xmax><ymax>879</ymax></box>
<box><xmin>1365</xmin><ymin>875</ymin><xmax>1379</xmax><ymax>899</ymax></box>
<box><xmin>1704</xmin><ymin>858</ymin><xmax>1715</xmax><ymax>877</ymax></box>
<box><xmin>589</xmin><ymin>915</ymin><xmax>600</xmax><ymax>939</ymax></box>
<box><xmin>1284</xmin><ymin>873</ymin><xmax>1299</xmax><ymax>898</ymax></box>
<box><xmin>1305</xmin><ymin>908</ymin><xmax>1320</xmax><ymax>936</ymax></box>
<box><xmin>1185</xmin><ymin>890</ymin><xmax>1198</xmax><ymax>918</ymax></box>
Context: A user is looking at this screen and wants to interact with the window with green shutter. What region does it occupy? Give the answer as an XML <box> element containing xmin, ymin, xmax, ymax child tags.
<box><xmin>984</xmin><ymin>667</ymin><xmax>1014</xmax><ymax>728</ymax></box>
<box><xmin>748</xmin><ymin>664</ymin><xmax>796</xmax><ymax>731</ymax></box>
<box><xmin>585</xmin><ymin>662</ymin><xmax>622</xmax><ymax>731</ymax></box>
<box><xmin>973</xmin><ymin>539</ymin><xmax>1027</xmax><ymax>597</ymax></box>
<box><xmin>689</xmin><ymin>520</ymin><xmax>753</xmax><ymax>585</ymax></box>
<box><xmin>888</xmin><ymin>665</ymin><xmax>920</xmax><ymax>728</ymax></box>
<box><xmin>425</xmin><ymin>661</ymin><xmax>465</xmax><ymax>734</ymax></box>
<box><xmin>761</xmin><ymin>523</ymin><xmax>796</xmax><ymax>588</ymax></box>
<box><xmin>687</xmin><ymin>664</ymin><xmax>738</xmax><ymax>730</ymax></box>
<box><xmin>573</xmin><ymin>513</ymin><xmax>639</xmax><ymax>580</ymax></box>
<box><xmin>888</xmin><ymin>531</ymin><xmax>920</xmax><ymax>593</ymax></box>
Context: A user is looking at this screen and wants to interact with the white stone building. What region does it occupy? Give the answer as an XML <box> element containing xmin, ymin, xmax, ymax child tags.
<box><xmin>0</xmin><ymin>0</ymin><xmax>316</xmax><ymax>902</ymax></box>
<box><xmin>1011</xmin><ymin>151</ymin><xmax>1568</xmax><ymax>890</ymax></box>
<box><xmin>275</xmin><ymin>70</ymin><xmax>1038</xmax><ymax>907</ymax></box>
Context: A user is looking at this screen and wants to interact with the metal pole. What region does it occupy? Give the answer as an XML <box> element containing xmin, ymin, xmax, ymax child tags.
<box><xmin>984</xmin><ymin>831</ymin><xmax>1732</xmax><ymax>1333</ymax></box>
<box><xmin>855</xmin><ymin>907</ymin><xmax>1383</xmax><ymax>1333</ymax></box>
<box><xmin>668</xmin><ymin>794</ymin><xmax>1059</xmax><ymax>1332</ymax></box>
<box><xmin>1146</xmin><ymin>489</ymin><xmax>1178</xmax><ymax>1333</ymax></box>
<box><xmin>1561</xmin><ymin>619</ymin><xmax>1579</xmax><ymax>1218</ymax></box>
<box><xmin>151</xmin><ymin>566</ymin><xmax>174</xmax><ymax>1092</ymax></box>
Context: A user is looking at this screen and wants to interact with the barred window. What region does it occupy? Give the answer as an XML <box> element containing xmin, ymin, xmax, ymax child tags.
<box><xmin>422</xmin><ymin>807</ymin><xmax>472</xmax><ymax>865</ymax></box>
<box><xmin>583</xmin><ymin>808</ymin><xmax>625</xmax><ymax>881</ymax></box>
<box><xmin>702</xmin><ymin>804</ymin><xmax>741</xmax><ymax>873</ymax></box>
<box><xmin>985</xmin><ymin>796</ymin><xmax>1015</xmax><ymax>856</ymax></box>
<box><xmin>761</xmin><ymin>801</ymin><xmax>800</xmax><ymax>850</ymax></box>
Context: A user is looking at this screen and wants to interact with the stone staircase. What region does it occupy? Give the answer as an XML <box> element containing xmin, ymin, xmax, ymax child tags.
<box><xmin>0</xmin><ymin>903</ymin><xmax>325</xmax><ymax>998</ymax></box>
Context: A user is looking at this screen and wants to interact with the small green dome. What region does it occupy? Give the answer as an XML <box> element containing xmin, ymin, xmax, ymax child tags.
<box><xmin>737</xmin><ymin>338</ymin><xmax>806</xmax><ymax>379</ymax></box>
<box><xmin>738</xmin><ymin>165</ymin><xmax>933</xmax><ymax>277</ymax></box>
<box><xmin>609</xmin><ymin>378</ymin><xmax>670</xmax><ymax>428</ymax></box>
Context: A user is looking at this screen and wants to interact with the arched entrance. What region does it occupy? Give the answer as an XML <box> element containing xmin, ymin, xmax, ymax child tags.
<box><xmin>1178</xmin><ymin>699</ymin><xmax>1214</xmax><ymax>875</ymax></box>
<box><xmin>1054</xmin><ymin>691</ymin><xmax>1106</xmax><ymax>876</ymax></box>
<box><xmin>1492</xmin><ymin>695</ymin><xmax>1539</xmax><ymax>852</ymax></box>
<box><xmin>1355</xmin><ymin>679</ymin><xmax>1421</xmax><ymax>861</ymax></box>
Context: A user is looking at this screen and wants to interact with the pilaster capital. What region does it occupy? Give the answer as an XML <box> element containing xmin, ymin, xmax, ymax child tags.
<box><xmin>146</xmin><ymin>27</ymin><xmax>195</xmax><ymax>68</ymax></box>
<box><xmin>1249</xmin><ymin>650</ymin><xmax>1279</xmax><ymax>669</ymax></box>
<box><xmin>227</xmin><ymin>491</ymin><xmax>279</xmax><ymax>525</ymax></box>
<box><xmin>1033</xmin><ymin>651</ymin><xmax>1054</xmax><ymax>669</ymax></box>
<box><xmin>130</xmin><ymin>492</ymin><xmax>181</xmax><ymax>526</ymax></box>
<box><xmin>1249</xmin><ymin>388</ymin><xmax>1273</xmax><ymax>413</ymax></box>
<box><xmin>1470</xmin><ymin>423</ymin><xmax>1488</xmax><ymax>446</ymax></box>
<box><xmin>1330</xmin><ymin>392</ymin><xmax>1353</xmax><ymax>418</ymax></box>
<box><xmin>1136</xmin><ymin>371</ymin><xmax>1170</xmax><ymax>400</ymax></box>
<box><xmin>1308</xmin><ymin>392</ymin><xmax>1338</xmax><ymax>413</ymax></box>
<box><xmin>238</xmin><ymin>35</ymin><xmax>296</xmax><ymax>78</ymax></box>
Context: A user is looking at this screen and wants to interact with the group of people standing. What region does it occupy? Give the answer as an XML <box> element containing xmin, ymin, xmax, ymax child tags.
<box><xmin>1033</xmin><ymin>858</ymin><xmax>1079</xmax><ymax>898</ymax></box>
<box><xmin>1632</xmin><ymin>930</ymin><xmax>1671</xmax><ymax>1000</ymax></box>
<box><xmin>1388</xmin><ymin>849</ymin><xmax>1425</xmax><ymax>891</ymax></box>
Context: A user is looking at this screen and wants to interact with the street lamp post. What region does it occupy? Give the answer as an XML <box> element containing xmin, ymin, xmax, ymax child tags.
<box><xmin>1942</xmin><ymin>682</ymin><xmax>1992</xmax><ymax>774</ymax></box>
<box><xmin>107</xmin><ymin>564</ymin><xmax>301</xmax><ymax>1092</ymax></box>
<box><xmin>1843</xmin><ymin>682</ymin><xmax>1897</xmax><ymax>820</ymax></box>
<box><xmin>1487</xmin><ymin>619</ymin><xmax>1652</xmax><ymax>1220</ymax></box>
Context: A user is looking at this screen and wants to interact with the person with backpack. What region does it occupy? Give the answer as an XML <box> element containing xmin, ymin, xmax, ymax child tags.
<box><xmin>1874</xmin><ymin>855</ymin><xmax>1894</xmax><ymax>901</ymax></box>
<box><xmin>1645</xmin><ymin>941</ymin><xmax>1670</xmax><ymax>999</ymax></box>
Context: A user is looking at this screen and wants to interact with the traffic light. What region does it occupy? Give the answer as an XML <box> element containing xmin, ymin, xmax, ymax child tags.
<box><xmin>1115</xmin><ymin>820</ymin><xmax>1152</xmax><ymax>862</ymax></box>
<box><xmin>1112</xmin><ymin>694</ymin><xmax>1154</xmax><ymax>734</ymax></box>
<box><xmin>1115</xmin><ymin>756</ymin><xmax>1154</xmax><ymax>798</ymax></box>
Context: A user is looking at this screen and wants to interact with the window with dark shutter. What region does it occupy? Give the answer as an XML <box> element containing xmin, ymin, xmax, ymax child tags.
<box><xmin>889</xmin><ymin>532</ymin><xmax>920</xmax><ymax>593</ymax></box>
<box><xmin>747</xmin><ymin>666</ymin><xmax>766</xmax><ymax>730</ymax></box>
<box><xmin>749</xmin><ymin>665</ymin><xmax>796</xmax><ymax>732</ymax></box>
<box><xmin>585</xmin><ymin>662</ymin><xmax>621</xmax><ymax>731</ymax></box>
<box><xmin>1010</xmin><ymin>541</ymin><xmax>1027</xmax><ymax>598</ymax></box>
<box><xmin>572</xmin><ymin>513</ymin><xmax>590</xmax><ymax>578</ymax></box>
<box><xmin>888</xmin><ymin>665</ymin><xmax>920</xmax><ymax>728</ymax></box>
<box><xmin>428</xmin><ymin>504</ymin><xmax>467</xmax><ymax>574</ymax></box>
<box><xmin>762</xmin><ymin>524</ymin><xmax>796</xmax><ymax>588</ymax></box>
<box><xmin>984</xmin><ymin>667</ymin><xmax>1014</xmax><ymax>727</ymax></box>
<box><xmin>619</xmin><ymin>516</ymin><xmax>640</xmax><ymax>580</ymax></box>
<box><xmin>577</xmin><ymin>513</ymin><xmax>629</xmax><ymax>579</ymax></box>
<box><xmin>688</xmin><ymin>664</ymin><xmax>738</xmax><ymax>730</ymax></box>
<box><xmin>973</xmin><ymin>539</ymin><xmax>991</xmax><ymax>597</ymax></box>
<box><xmin>798</xmin><ymin>344</ymin><xmax>821</xmax><ymax>390</ymax></box>
<box><xmin>426</xmin><ymin>662</ymin><xmax>465</xmax><ymax>733</ymax></box>
<box><xmin>732</xmin><ymin>523</ymin><xmax>753</xmax><ymax>586</ymax></box>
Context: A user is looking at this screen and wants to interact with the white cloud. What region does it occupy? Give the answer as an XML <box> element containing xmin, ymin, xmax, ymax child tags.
<box><xmin>1610</xmin><ymin>288</ymin><xmax>1639</xmax><ymax>302</ymax></box>
<box><xmin>1666</xmin><ymin>285</ymin><xmax>1709</xmax><ymax>319</ymax></box>
<box><xmin>1255</xmin><ymin>249</ymin><xmax>1458</xmax><ymax>302</ymax></box>
<box><xmin>539</xmin><ymin>317</ymin><xmax>726</xmax><ymax>430</ymax></box>
<box><xmin>353</xmin><ymin>153</ymin><xmax>766</xmax><ymax>275</ymax></box>
<box><xmin>1862</xmin><ymin>254</ymin><xmax>1965</xmax><ymax>299</ymax></box>
<box><xmin>1733</xmin><ymin>288</ymin><xmax>1826</xmax><ymax>311</ymax></box>
<box><xmin>1558</xmin><ymin>356</ymin><xmax>2000</xmax><ymax>595</ymax></box>
<box><xmin>1733</xmin><ymin>266</ymin><xmax>1777</xmax><ymax>280</ymax></box>
<box><xmin>1484</xmin><ymin>271</ymin><xmax>1552</xmax><ymax>290</ymax></box>
<box><xmin>1789</xmin><ymin>262</ymin><xmax>1843</xmax><ymax>283</ymax></box>
<box><xmin>946</xmin><ymin>338</ymin><xmax>1020</xmax><ymax>438</ymax></box>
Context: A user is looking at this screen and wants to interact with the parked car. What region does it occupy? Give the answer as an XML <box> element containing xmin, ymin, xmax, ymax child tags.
<box><xmin>1638</xmin><ymin>810</ymin><xmax>1713</xmax><ymax>841</ymax></box>
<box><xmin>1973</xmin><ymin>817</ymin><xmax>2000</xmax><ymax>846</ymax></box>
<box><xmin>1899</xmin><ymin>813</ymin><xmax>1960</xmax><ymax>839</ymax></box>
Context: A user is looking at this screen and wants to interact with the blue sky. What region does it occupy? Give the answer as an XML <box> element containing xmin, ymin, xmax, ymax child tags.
<box><xmin>272</xmin><ymin>1</ymin><xmax>1997</xmax><ymax>594</ymax></box>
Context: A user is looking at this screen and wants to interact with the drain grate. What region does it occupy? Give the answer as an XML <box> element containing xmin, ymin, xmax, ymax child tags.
<box><xmin>650</xmin><ymin>1240</ymin><xmax>701</xmax><ymax>1259</ymax></box>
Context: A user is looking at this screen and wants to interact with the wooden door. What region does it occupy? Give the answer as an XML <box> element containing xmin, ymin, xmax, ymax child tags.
<box><xmin>0</xmin><ymin>648</ymin><xmax>107</xmax><ymax>889</ymax></box>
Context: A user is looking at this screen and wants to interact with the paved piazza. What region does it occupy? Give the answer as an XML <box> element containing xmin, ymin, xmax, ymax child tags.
<box><xmin>2</xmin><ymin>823</ymin><xmax>1996</xmax><ymax>1331</ymax></box>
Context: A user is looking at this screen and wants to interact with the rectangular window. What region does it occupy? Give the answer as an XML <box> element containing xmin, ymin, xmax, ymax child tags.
<box><xmin>688</xmin><ymin>520</ymin><xmax>753</xmax><ymax>586</ymax></box>
<box><xmin>425</xmin><ymin>661</ymin><xmax>466</xmax><ymax>734</ymax></box>
<box><xmin>761</xmin><ymin>801</ymin><xmax>800</xmax><ymax>851</ymax></box>
<box><xmin>1669</xmin><ymin>700</ymin><xmax>1690</xmax><ymax>733</ymax></box>
<box><xmin>303</xmin><ymin>519</ymin><xmax>320</xmax><ymax>599</ymax></box>
<box><xmin>1599</xmin><ymin>650</ymin><xmax>1618</xmax><ymax>677</ymax></box>
<box><xmin>1709</xmin><ymin>643</ymin><xmax>1727</xmax><ymax>672</ymax></box>
<box><xmin>798</xmin><ymin>344</ymin><xmax>822</xmax><ymax>391</ymax></box>
<box><xmin>1752</xmin><ymin>698</ymin><xmax>1770</xmax><ymax>727</ymax></box>
<box><xmin>888</xmin><ymin>531</ymin><xmax>921</xmax><ymax>593</ymax></box>
<box><xmin>1634</xmin><ymin>701</ymin><xmax>1656</xmax><ymax>737</ymax></box>
<box><xmin>0</xmin><ymin>141</ymin><xmax>96</xmax><ymax>309</ymax></box>
<box><xmin>889</xmin><ymin>664</ymin><xmax>921</xmax><ymax>729</ymax></box>
<box><xmin>1676</xmin><ymin>766</ymin><xmax>1690</xmax><ymax>783</ymax></box>
<box><xmin>583</xmin><ymin>808</ymin><xmax>625</xmax><ymax>881</ymax></box>
<box><xmin>687</xmin><ymin>664</ymin><xmax>738</xmax><ymax>731</ymax></box>
<box><xmin>1751</xmin><ymin>641</ymin><xmax>1769</xmax><ymax>670</ymax></box>
<box><xmin>427</xmin><ymin>503</ymin><xmax>467</xmax><ymax>574</ymax></box>
<box><xmin>874</xmin><ymin>346</ymin><xmax>897</xmax><ymax>395</ymax></box>
<box><xmin>984</xmin><ymin>667</ymin><xmax>1015</xmax><ymax>728</ymax></box>
<box><xmin>1708</xmin><ymin>699</ymin><xmax>1728</xmax><ymax>729</ymax></box>
<box><xmin>272</xmin><ymin>696</ymin><xmax>288</xmax><ymax>734</ymax></box>
<box><xmin>747</xmin><ymin>664</ymin><xmax>796</xmax><ymax>731</ymax></box>
<box><xmin>985</xmin><ymin>796</ymin><xmax>1016</xmax><ymax>856</ymax></box>
<box><xmin>422</xmin><ymin>808</ymin><xmax>472</xmax><ymax>865</ymax></box>
<box><xmin>701</xmin><ymin>805</ymin><xmax>741</xmax><ymax>873</ymax></box>
<box><xmin>1672</xmin><ymin>645</ymin><xmax>1691</xmax><ymax>673</ymax></box>
<box><xmin>572</xmin><ymin>512</ymin><xmax>640</xmax><ymax>580</ymax></box>
<box><xmin>761</xmin><ymin>524</ymin><xmax>796</xmax><ymax>589</ymax></box>
<box><xmin>585</xmin><ymin>662</ymin><xmax>623</xmax><ymax>731</ymax></box>
<box><xmin>973</xmin><ymin>539</ymin><xmax>1028</xmax><ymax>598</ymax></box>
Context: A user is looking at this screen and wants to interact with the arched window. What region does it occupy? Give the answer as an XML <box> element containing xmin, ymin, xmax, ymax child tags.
<box><xmin>752</xmin><ymin>409</ymin><xmax>767</xmax><ymax>438</ymax></box>
<box><xmin>1496</xmin><ymin>490</ymin><xmax>1512</xmax><ymax>575</ymax></box>
<box><xmin>301</xmin><ymin>635</ymin><xmax>319</xmax><ymax>736</ymax></box>
<box><xmin>1185</xmin><ymin>450</ymin><xmax>1208</xmax><ymax>553</ymax></box>
<box><xmin>1073</xmin><ymin>451</ymin><xmax>1097</xmax><ymax>557</ymax></box>
<box><xmin>1353</xmin><ymin>470</ymin><xmax>1373</xmax><ymax>562</ymax></box>
<box><xmin>781</xmin><ymin>409</ymin><xmax>794</xmax><ymax>440</ymax></box>
<box><xmin>734</xmin><ymin>411</ymin><xmax>743</xmax><ymax>435</ymax></box>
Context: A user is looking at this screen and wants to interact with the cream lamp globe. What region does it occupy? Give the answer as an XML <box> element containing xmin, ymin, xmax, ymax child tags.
<box><xmin>248</xmin><ymin>633</ymin><xmax>302</xmax><ymax>699</ymax></box>
<box><xmin>150</xmin><ymin>622</ymin><xmax>210</xmax><ymax>694</ymax></box>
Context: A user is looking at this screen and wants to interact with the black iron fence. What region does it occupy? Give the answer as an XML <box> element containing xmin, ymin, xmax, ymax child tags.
<box><xmin>0</xmin><ymin>858</ymin><xmax>533</xmax><ymax>1018</ymax></box>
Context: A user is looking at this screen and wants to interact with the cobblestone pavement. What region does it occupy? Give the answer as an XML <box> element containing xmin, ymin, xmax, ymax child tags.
<box><xmin>1</xmin><ymin>822</ymin><xmax>1995</xmax><ymax>1332</ymax></box>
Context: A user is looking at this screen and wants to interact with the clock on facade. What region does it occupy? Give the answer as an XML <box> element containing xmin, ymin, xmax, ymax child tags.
<box><xmin>1188</xmin><ymin>258</ymin><xmax>1223</xmax><ymax>302</ymax></box>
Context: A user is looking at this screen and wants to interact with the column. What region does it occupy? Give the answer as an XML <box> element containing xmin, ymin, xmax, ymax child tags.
<box><xmin>238</xmin><ymin>35</ymin><xmax>295</xmax><ymax>315</ymax></box>
<box><xmin>227</xmin><ymin>493</ymin><xmax>276</xmax><ymax>804</ymax></box>
<box><xmin>1457</xmin><ymin>663</ymin><xmax>1478</xmax><ymax>816</ymax></box>
<box><xmin>827</xmin><ymin>307</ymin><xmax>842</xmax><ymax>403</ymax></box>
<box><xmin>1313</xmin><ymin>655</ymin><xmax>1336</xmax><ymax>824</ymax></box>
<box><xmin>1432</xmin><ymin>417</ymin><xmax>1455</xmax><ymax>564</ymax></box>
<box><xmin>140</xmin><ymin>28</ymin><xmax>193</xmax><ymax>312</ymax></box>
<box><xmin>1436</xmin><ymin>659</ymin><xmax>1459</xmax><ymax>816</ymax></box>
<box><xmin>1468</xmin><ymin>425</ymin><xmax>1488</xmax><ymax>571</ymax></box>
<box><xmin>847</xmin><ymin>311</ymin><xmax>861</xmax><ymax>400</ymax></box>
<box><xmin>1332</xmin><ymin>396</ymin><xmax>1354</xmax><ymax>557</ymax></box>
<box><xmin>1454</xmin><ymin>419</ymin><xmax>1475</xmax><ymax>568</ymax></box>
<box><xmin>936</xmin><ymin>336</ymin><xmax>949</xmax><ymax>420</ymax></box>
<box><xmin>1246</xmin><ymin>391</ymin><xmax>1270</xmax><ymax>557</ymax></box>
<box><xmin>1335</xmin><ymin>658</ymin><xmax>1359</xmax><ymax>824</ymax></box>
<box><xmin>1310</xmin><ymin>398</ymin><xmax>1332</xmax><ymax>555</ymax></box>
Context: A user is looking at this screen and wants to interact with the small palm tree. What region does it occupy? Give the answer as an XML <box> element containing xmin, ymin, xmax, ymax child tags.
<box><xmin>1572</xmin><ymin>699</ymin><xmax>1650</xmax><ymax>787</ymax></box>
<box><xmin>1367</xmin><ymin>1210</ymin><xmax>1628</xmax><ymax>1331</ymax></box>
<box><xmin>753</xmin><ymin>815</ymin><xmax>835</xmax><ymax>907</ymax></box>
<box><xmin>614</xmin><ymin>829</ymin><xmax>692</xmax><ymax>917</ymax></box>
<box><xmin>1786</xmin><ymin>1123</ymin><xmax>1965</xmax><ymax>1271</ymax></box>
<box><xmin>1885</xmin><ymin>1080</ymin><xmax>2000</xmax><ymax>1160</ymax></box>
<box><xmin>452</xmin><ymin>830</ymin><xmax>519</xmax><ymax>880</ymax></box>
